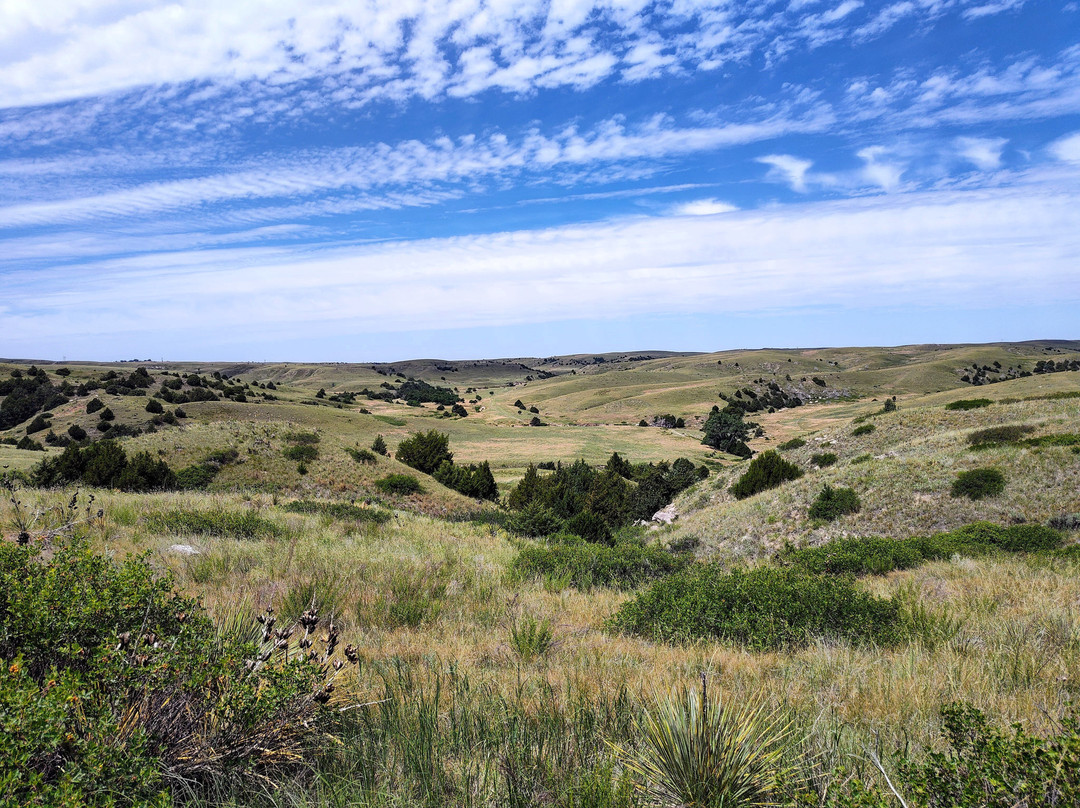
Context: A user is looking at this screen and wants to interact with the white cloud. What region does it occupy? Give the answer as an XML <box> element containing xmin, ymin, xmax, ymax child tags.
<box><xmin>670</xmin><ymin>198</ymin><xmax>738</xmax><ymax>215</ymax></box>
<box><xmin>4</xmin><ymin>172</ymin><xmax>1077</xmax><ymax>354</ymax></box>
<box><xmin>757</xmin><ymin>154</ymin><xmax>814</xmax><ymax>192</ymax></box>
<box><xmin>955</xmin><ymin>136</ymin><xmax>1007</xmax><ymax>169</ymax></box>
<box><xmin>1050</xmin><ymin>131</ymin><xmax>1080</xmax><ymax>164</ymax></box>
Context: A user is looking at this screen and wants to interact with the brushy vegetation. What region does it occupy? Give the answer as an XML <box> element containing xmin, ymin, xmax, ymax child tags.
<box><xmin>611</xmin><ymin>565</ymin><xmax>903</xmax><ymax>649</ymax></box>
<box><xmin>729</xmin><ymin>451</ymin><xmax>803</xmax><ymax>500</ymax></box>
<box><xmin>945</xmin><ymin>398</ymin><xmax>992</xmax><ymax>410</ymax></box>
<box><xmin>31</xmin><ymin>439</ymin><xmax>178</xmax><ymax>492</ymax></box>
<box><xmin>851</xmin><ymin>423</ymin><xmax>875</xmax><ymax>436</ymax></box>
<box><xmin>145</xmin><ymin>507</ymin><xmax>282</xmax><ymax>539</ymax></box>
<box><xmin>512</xmin><ymin>533</ymin><xmax>691</xmax><ymax>590</ymax></box>
<box><xmin>951</xmin><ymin>467</ymin><xmax>1006</xmax><ymax>500</ymax></box>
<box><xmin>967</xmin><ymin>423</ymin><xmax>1035</xmax><ymax>447</ymax></box>
<box><xmin>0</xmin><ymin>498</ymin><xmax>346</xmax><ymax>807</ymax></box>
<box><xmin>810</xmin><ymin>452</ymin><xmax>838</xmax><ymax>468</ymax></box>
<box><xmin>282</xmin><ymin>498</ymin><xmax>392</xmax><ymax>524</ymax></box>
<box><xmin>375</xmin><ymin>473</ymin><xmax>423</xmax><ymax>495</ymax></box>
<box><xmin>777</xmin><ymin>437</ymin><xmax>806</xmax><ymax>450</ymax></box>
<box><xmin>807</xmin><ymin>484</ymin><xmax>860</xmax><ymax>521</ymax></box>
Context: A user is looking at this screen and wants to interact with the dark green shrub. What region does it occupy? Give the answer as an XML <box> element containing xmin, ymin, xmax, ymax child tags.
<box><xmin>852</xmin><ymin>453</ymin><xmax>873</xmax><ymax>464</ymax></box>
<box><xmin>173</xmin><ymin>407</ymin><xmax>186</xmax><ymax>418</ymax></box>
<box><xmin>16</xmin><ymin>436</ymin><xmax>44</xmax><ymax>451</ymax></box>
<box><xmin>395</xmin><ymin>430</ymin><xmax>452</xmax><ymax>474</ymax></box>
<box><xmin>451</xmin><ymin>403</ymin><xmax>469</xmax><ymax>417</ymax></box>
<box><xmin>530</xmin><ymin>416</ymin><xmax>543</xmax><ymax>426</ymax></box>
<box><xmin>283</xmin><ymin>444</ymin><xmax>318</xmax><ymax>462</ymax></box>
<box><xmin>371</xmin><ymin>434</ymin><xmax>388</xmax><ymax>455</ymax></box>
<box><xmin>25</xmin><ymin>414</ymin><xmax>50</xmax><ymax>434</ymax></box>
<box><xmin>31</xmin><ymin>440</ymin><xmax>176</xmax><ymax>491</ymax></box>
<box><xmin>611</xmin><ymin>565</ymin><xmax>902</xmax><ymax>649</ymax></box>
<box><xmin>564</xmin><ymin>510</ymin><xmax>614</xmax><ymax>545</ymax></box>
<box><xmin>87</xmin><ymin>397</ymin><xmax>104</xmax><ymax>415</ymax></box>
<box><xmin>811</xmin><ymin>452</ymin><xmax>838</xmax><ymax>468</ymax></box>
<box><xmin>701</xmin><ymin>407</ymin><xmax>754</xmax><ymax>457</ymax></box>
<box><xmin>882</xmin><ymin>398</ymin><xmax>897</xmax><ymax>413</ymax></box>
<box><xmin>433</xmin><ymin>459</ymin><xmax>498</xmax><ymax>500</ymax></box>
<box><xmin>284</xmin><ymin>430</ymin><xmax>320</xmax><ymax>444</ymax></box>
<box><xmin>951</xmin><ymin>467</ymin><xmax>1005</xmax><ymax>500</ymax></box>
<box><xmin>282</xmin><ymin>500</ymin><xmax>391</xmax><ymax>525</ymax></box>
<box><xmin>808</xmin><ymin>484</ymin><xmax>860</xmax><ymax>521</ymax></box>
<box><xmin>851</xmin><ymin>423</ymin><xmax>875</xmax><ymax>436</ymax></box>
<box><xmin>375</xmin><ymin>474</ymin><xmax>423</xmax><ymax>495</ymax></box>
<box><xmin>998</xmin><ymin>524</ymin><xmax>1063</xmax><ymax>552</ymax></box>
<box><xmin>783</xmin><ymin>535</ymin><xmax>931</xmax><ymax>576</ymax></box>
<box><xmin>506</xmin><ymin>502</ymin><xmax>564</xmax><ymax>537</ymax></box>
<box><xmin>175</xmin><ymin>464</ymin><xmax>217</xmax><ymax>490</ymax></box>
<box><xmin>729</xmin><ymin>451</ymin><xmax>803</xmax><ymax>500</ymax></box>
<box><xmin>967</xmin><ymin>424</ymin><xmax>1035</xmax><ymax>447</ymax></box>
<box><xmin>67</xmin><ymin>424</ymin><xmax>87</xmax><ymax>441</ymax></box>
<box><xmin>1021</xmin><ymin>433</ymin><xmax>1080</xmax><ymax>448</ymax></box>
<box><xmin>946</xmin><ymin>398</ymin><xmax>992</xmax><ymax>411</ymax></box>
<box><xmin>777</xmin><ymin>437</ymin><xmax>806</xmax><ymax>450</ymax></box>
<box><xmin>513</xmin><ymin>536</ymin><xmax>690</xmax><ymax>590</ymax></box>
<box><xmin>638</xmin><ymin>419</ymin><xmax>648</xmax><ymax>427</ymax></box>
<box><xmin>145</xmin><ymin>398</ymin><xmax>164</xmax><ymax>414</ymax></box>
<box><xmin>347</xmin><ymin>447</ymin><xmax>378</xmax><ymax>464</ymax></box>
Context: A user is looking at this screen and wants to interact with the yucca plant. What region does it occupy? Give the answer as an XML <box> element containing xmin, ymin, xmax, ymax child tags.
<box><xmin>618</xmin><ymin>677</ymin><xmax>794</xmax><ymax>807</ymax></box>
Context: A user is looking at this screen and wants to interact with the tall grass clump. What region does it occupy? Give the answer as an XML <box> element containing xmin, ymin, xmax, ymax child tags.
<box><xmin>508</xmin><ymin>615</ymin><xmax>556</xmax><ymax>662</ymax></box>
<box><xmin>282</xmin><ymin>499</ymin><xmax>391</xmax><ymax>524</ymax></box>
<box><xmin>146</xmin><ymin>507</ymin><xmax>282</xmax><ymax>539</ymax></box>
<box><xmin>616</xmin><ymin>679</ymin><xmax>793</xmax><ymax>808</ymax></box>
<box><xmin>611</xmin><ymin>565</ymin><xmax>902</xmax><ymax>649</ymax></box>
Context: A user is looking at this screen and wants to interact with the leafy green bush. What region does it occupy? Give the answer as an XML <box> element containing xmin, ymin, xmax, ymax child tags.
<box><xmin>506</xmin><ymin>501</ymin><xmax>564</xmax><ymax>537</ymax></box>
<box><xmin>811</xmin><ymin>452</ymin><xmax>838</xmax><ymax>468</ymax></box>
<box><xmin>729</xmin><ymin>451</ymin><xmax>803</xmax><ymax>500</ymax></box>
<box><xmin>509</xmin><ymin>615</ymin><xmax>555</xmax><ymax>662</ymax></box>
<box><xmin>284</xmin><ymin>430</ymin><xmax>320</xmax><ymax>444</ymax></box>
<box><xmin>283</xmin><ymin>443</ymin><xmax>318</xmax><ymax>462</ymax></box>
<box><xmin>901</xmin><ymin>703</ymin><xmax>1080</xmax><ymax>808</ymax></box>
<box><xmin>176</xmin><ymin>463</ymin><xmax>217</xmax><ymax>489</ymax></box>
<box><xmin>996</xmin><ymin>523</ymin><xmax>1064</xmax><ymax>552</ymax></box>
<box><xmin>611</xmin><ymin>565</ymin><xmax>902</xmax><ymax>649</ymax></box>
<box><xmin>783</xmin><ymin>536</ymin><xmax>933</xmax><ymax>576</ymax></box>
<box><xmin>283</xmin><ymin>499</ymin><xmax>391</xmax><ymax>524</ymax></box>
<box><xmin>66</xmin><ymin>424</ymin><xmax>87</xmax><ymax>441</ymax></box>
<box><xmin>951</xmin><ymin>467</ymin><xmax>1006</xmax><ymax>500</ymax></box>
<box><xmin>701</xmin><ymin>407</ymin><xmax>754</xmax><ymax>457</ymax></box>
<box><xmin>945</xmin><ymin>398</ymin><xmax>992</xmax><ymax>410</ymax></box>
<box><xmin>777</xmin><ymin>437</ymin><xmax>806</xmax><ymax>450</ymax></box>
<box><xmin>346</xmin><ymin>447</ymin><xmax>378</xmax><ymax>464</ymax></box>
<box><xmin>808</xmin><ymin>484</ymin><xmax>860</xmax><ymax>521</ymax></box>
<box><xmin>0</xmin><ymin>516</ymin><xmax>341</xmax><ymax>806</ymax></box>
<box><xmin>375</xmin><ymin>474</ymin><xmax>423</xmax><ymax>495</ymax></box>
<box><xmin>145</xmin><ymin>397</ymin><xmax>164</xmax><ymax>414</ymax></box>
<box><xmin>851</xmin><ymin>423</ymin><xmax>875</xmax><ymax>436</ymax></box>
<box><xmin>513</xmin><ymin>536</ymin><xmax>690</xmax><ymax>590</ymax></box>
<box><xmin>145</xmin><ymin>508</ymin><xmax>281</xmax><ymax>539</ymax></box>
<box><xmin>395</xmin><ymin>430</ymin><xmax>452</xmax><ymax>474</ymax></box>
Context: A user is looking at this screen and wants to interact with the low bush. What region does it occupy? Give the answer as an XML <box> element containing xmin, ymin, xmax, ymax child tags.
<box><xmin>967</xmin><ymin>424</ymin><xmax>1035</xmax><ymax>447</ymax></box>
<box><xmin>31</xmin><ymin>440</ymin><xmax>177</xmax><ymax>491</ymax></box>
<box><xmin>508</xmin><ymin>615</ymin><xmax>555</xmax><ymax>662</ymax></box>
<box><xmin>145</xmin><ymin>398</ymin><xmax>164</xmax><ymax>414</ymax></box>
<box><xmin>951</xmin><ymin>467</ymin><xmax>1006</xmax><ymax>500</ymax></box>
<box><xmin>945</xmin><ymin>398</ymin><xmax>992</xmax><ymax>410</ymax></box>
<box><xmin>852</xmin><ymin>453</ymin><xmax>873</xmax><ymax>464</ymax></box>
<box><xmin>808</xmin><ymin>484</ymin><xmax>860</xmax><ymax>521</ymax></box>
<box><xmin>778</xmin><ymin>437</ymin><xmax>806</xmax><ymax>450</ymax></box>
<box><xmin>513</xmin><ymin>536</ymin><xmax>690</xmax><ymax>590</ymax></box>
<box><xmin>371</xmin><ymin>435</ymin><xmax>388</xmax><ymax>455</ymax></box>
<box><xmin>346</xmin><ymin>447</ymin><xmax>378</xmax><ymax>464</ymax></box>
<box><xmin>283</xmin><ymin>443</ymin><xmax>318</xmax><ymax>462</ymax></box>
<box><xmin>282</xmin><ymin>499</ymin><xmax>391</xmax><ymax>525</ymax></box>
<box><xmin>85</xmin><ymin>397</ymin><xmax>104</xmax><ymax>414</ymax></box>
<box><xmin>374</xmin><ymin>474</ymin><xmax>423</xmax><ymax>495</ymax></box>
<box><xmin>729</xmin><ymin>451</ymin><xmax>803</xmax><ymax>500</ymax></box>
<box><xmin>25</xmin><ymin>414</ymin><xmax>51</xmax><ymax>434</ymax></box>
<box><xmin>1021</xmin><ymin>433</ymin><xmax>1080</xmax><ymax>448</ymax></box>
<box><xmin>283</xmin><ymin>430</ymin><xmax>320</xmax><ymax>445</ymax></box>
<box><xmin>811</xmin><ymin>452</ymin><xmax>838</xmax><ymax>468</ymax></box>
<box><xmin>611</xmin><ymin>565</ymin><xmax>902</xmax><ymax>649</ymax></box>
<box><xmin>851</xmin><ymin>423</ymin><xmax>875</xmax><ymax>436</ymax></box>
<box><xmin>145</xmin><ymin>508</ymin><xmax>281</xmax><ymax>539</ymax></box>
<box><xmin>395</xmin><ymin>430</ymin><xmax>452</xmax><ymax>475</ymax></box>
<box><xmin>66</xmin><ymin>424</ymin><xmax>87</xmax><ymax>441</ymax></box>
<box><xmin>505</xmin><ymin>502</ymin><xmax>564</xmax><ymax>537</ymax></box>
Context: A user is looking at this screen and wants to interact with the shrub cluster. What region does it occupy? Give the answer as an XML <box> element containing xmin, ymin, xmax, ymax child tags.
<box><xmin>146</xmin><ymin>507</ymin><xmax>282</xmax><ymax>539</ymax></box>
<box><xmin>701</xmin><ymin>406</ymin><xmax>755</xmax><ymax>457</ymax></box>
<box><xmin>729</xmin><ymin>450</ymin><xmax>803</xmax><ymax>500</ymax></box>
<box><xmin>375</xmin><ymin>474</ymin><xmax>423</xmax><ymax>495</ymax></box>
<box><xmin>31</xmin><ymin>440</ymin><xmax>177</xmax><ymax>491</ymax></box>
<box><xmin>611</xmin><ymin>565</ymin><xmax>902</xmax><ymax>649</ymax></box>
<box><xmin>434</xmin><ymin>460</ymin><xmax>498</xmax><ymax>500</ymax></box>
<box><xmin>811</xmin><ymin>452</ymin><xmax>838</xmax><ymax>468</ymax></box>
<box><xmin>777</xmin><ymin>437</ymin><xmax>806</xmax><ymax>450</ymax></box>
<box><xmin>967</xmin><ymin>424</ymin><xmax>1035</xmax><ymax>447</ymax></box>
<box><xmin>945</xmin><ymin>398</ymin><xmax>992</xmax><ymax>411</ymax></box>
<box><xmin>951</xmin><ymin>467</ymin><xmax>1006</xmax><ymax>500</ymax></box>
<box><xmin>851</xmin><ymin>423</ymin><xmax>875</xmax><ymax>436</ymax></box>
<box><xmin>512</xmin><ymin>533</ymin><xmax>691</xmax><ymax>590</ymax></box>
<box><xmin>808</xmin><ymin>484</ymin><xmax>860</xmax><ymax>521</ymax></box>
<box><xmin>175</xmin><ymin>448</ymin><xmax>239</xmax><ymax>490</ymax></box>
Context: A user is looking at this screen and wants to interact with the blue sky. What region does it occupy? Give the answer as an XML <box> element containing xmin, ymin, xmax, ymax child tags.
<box><xmin>2</xmin><ymin>0</ymin><xmax>1078</xmax><ymax>361</ymax></box>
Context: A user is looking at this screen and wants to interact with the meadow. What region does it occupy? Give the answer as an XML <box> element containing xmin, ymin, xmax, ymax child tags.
<box><xmin>2</xmin><ymin>342</ymin><xmax>1079</xmax><ymax>807</ymax></box>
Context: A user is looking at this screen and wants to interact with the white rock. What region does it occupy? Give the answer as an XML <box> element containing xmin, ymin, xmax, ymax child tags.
<box><xmin>168</xmin><ymin>543</ymin><xmax>200</xmax><ymax>555</ymax></box>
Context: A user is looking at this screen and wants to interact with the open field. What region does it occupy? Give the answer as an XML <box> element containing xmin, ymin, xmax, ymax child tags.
<box><xmin>3</xmin><ymin>341</ymin><xmax>1080</xmax><ymax>807</ymax></box>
